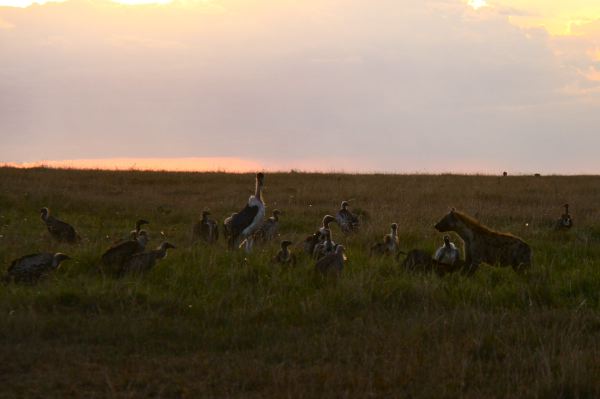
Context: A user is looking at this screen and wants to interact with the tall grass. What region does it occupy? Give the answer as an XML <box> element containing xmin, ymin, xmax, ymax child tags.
<box><xmin>1</xmin><ymin>167</ymin><xmax>600</xmax><ymax>398</ymax></box>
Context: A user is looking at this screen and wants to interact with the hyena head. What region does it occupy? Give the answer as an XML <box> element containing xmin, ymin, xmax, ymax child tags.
<box><xmin>435</xmin><ymin>210</ymin><xmax>459</xmax><ymax>232</ymax></box>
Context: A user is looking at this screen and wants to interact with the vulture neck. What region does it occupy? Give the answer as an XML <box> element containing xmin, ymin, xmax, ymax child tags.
<box><xmin>156</xmin><ymin>245</ymin><xmax>170</xmax><ymax>259</ymax></box>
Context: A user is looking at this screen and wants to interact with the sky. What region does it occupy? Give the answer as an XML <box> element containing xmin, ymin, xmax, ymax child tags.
<box><xmin>1</xmin><ymin>0</ymin><xmax>600</xmax><ymax>173</ymax></box>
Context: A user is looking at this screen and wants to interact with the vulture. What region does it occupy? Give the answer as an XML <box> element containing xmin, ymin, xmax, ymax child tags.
<box><xmin>315</xmin><ymin>245</ymin><xmax>346</xmax><ymax>277</ymax></box>
<box><xmin>313</xmin><ymin>228</ymin><xmax>337</xmax><ymax>260</ymax></box>
<box><xmin>555</xmin><ymin>203</ymin><xmax>573</xmax><ymax>230</ymax></box>
<box><xmin>433</xmin><ymin>235</ymin><xmax>460</xmax><ymax>266</ymax></box>
<box><xmin>400</xmin><ymin>248</ymin><xmax>462</xmax><ymax>276</ymax></box>
<box><xmin>119</xmin><ymin>242</ymin><xmax>176</xmax><ymax>277</ymax></box>
<box><xmin>304</xmin><ymin>231</ymin><xmax>323</xmax><ymax>256</ymax></box>
<box><xmin>255</xmin><ymin>209</ymin><xmax>281</xmax><ymax>243</ymax></box>
<box><xmin>130</xmin><ymin>219</ymin><xmax>149</xmax><ymax>240</ymax></box>
<box><xmin>193</xmin><ymin>211</ymin><xmax>219</xmax><ymax>244</ymax></box>
<box><xmin>400</xmin><ymin>249</ymin><xmax>434</xmax><ymax>272</ymax></box>
<box><xmin>303</xmin><ymin>215</ymin><xmax>337</xmax><ymax>255</ymax></box>
<box><xmin>222</xmin><ymin>213</ymin><xmax>237</xmax><ymax>241</ymax></box>
<box><xmin>370</xmin><ymin>235</ymin><xmax>395</xmax><ymax>256</ymax></box>
<box><xmin>319</xmin><ymin>215</ymin><xmax>337</xmax><ymax>237</ymax></box>
<box><xmin>272</xmin><ymin>240</ymin><xmax>296</xmax><ymax>266</ymax></box>
<box><xmin>101</xmin><ymin>230</ymin><xmax>149</xmax><ymax>273</ymax></box>
<box><xmin>3</xmin><ymin>253</ymin><xmax>70</xmax><ymax>283</ymax></box>
<box><xmin>370</xmin><ymin>223</ymin><xmax>399</xmax><ymax>256</ymax></box>
<box><xmin>40</xmin><ymin>207</ymin><xmax>79</xmax><ymax>243</ymax></box>
<box><xmin>228</xmin><ymin>173</ymin><xmax>266</xmax><ymax>251</ymax></box>
<box><xmin>336</xmin><ymin>201</ymin><xmax>360</xmax><ymax>234</ymax></box>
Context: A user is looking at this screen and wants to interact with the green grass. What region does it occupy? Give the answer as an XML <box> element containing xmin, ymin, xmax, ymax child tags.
<box><xmin>1</xmin><ymin>167</ymin><xmax>600</xmax><ymax>398</ymax></box>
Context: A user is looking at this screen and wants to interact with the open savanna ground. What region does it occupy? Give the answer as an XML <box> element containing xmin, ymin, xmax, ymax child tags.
<box><xmin>1</xmin><ymin>167</ymin><xmax>600</xmax><ymax>398</ymax></box>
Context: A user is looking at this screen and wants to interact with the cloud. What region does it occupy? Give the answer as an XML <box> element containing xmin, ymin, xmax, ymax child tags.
<box><xmin>0</xmin><ymin>0</ymin><xmax>599</xmax><ymax>173</ymax></box>
<box><xmin>0</xmin><ymin>17</ymin><xmax>15</xmax><ymax>28</ymax></box>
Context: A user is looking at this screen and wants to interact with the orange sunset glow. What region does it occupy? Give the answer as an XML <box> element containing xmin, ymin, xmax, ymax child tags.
<box><xmin>2</xmin><ymin>0</ymin><xmax>600</xmax><ymax>173</ymax></box>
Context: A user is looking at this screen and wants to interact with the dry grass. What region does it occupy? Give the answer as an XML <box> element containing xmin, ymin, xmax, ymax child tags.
<box><xmin>1</xmin><ymin>167</ymin><xmax>600</xmax><ymax>398</ymax></box>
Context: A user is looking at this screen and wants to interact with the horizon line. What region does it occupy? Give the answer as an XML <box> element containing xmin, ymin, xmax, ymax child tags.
<box><xmin>1</xmin><ymin>159</ymin><xmax>598</xmax><ymax>177</ymax></box>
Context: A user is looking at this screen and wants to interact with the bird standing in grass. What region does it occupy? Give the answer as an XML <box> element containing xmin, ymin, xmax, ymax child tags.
<box><xmin>130</xmin><ymin>219</ymin><xmax>149</xmax><ymax>240</ymax></box>
<box><xmin>336</xmin><ymin>201</ymin><xmax>360</xmax><ymax>234</ymax></box>
<box><xmin>228</xmin><ymin>173</ymin><xmax>266</xmax><ymax>252</ymax></box>
<box><xmin>273</xmin><ymin>240</ymin><xmax>296</xmax><ymax>266</ymax></box>
<box><xmin>370</xmin><ymin>223</ymin><xmax>399</xmax><ymax>256</ymax></box>
<box><xmin>101</xmin><ymin>230</ymin><xmax>149</xmax><ymax>273</ymax></box>
<box><xmin>315</xmin><ymin>245</ymin><xmax>346</xmax><ymax>277</ymax></box>
<box><xmin>313</xmin><ymin>228</ymin><xmax>337</xmax><ymax>260</ymax></box>
<box><xmin>555</xmin><ymin>203</ymin><xmax>573</xmax><ymax>230</ymax></box>
<box><xmin>304</xmin><ymin>231</ymin><xmax>322</xmax><ymax>256</ymax></box>
<box><xmin>304</xmin><ymin>215</ymin><xmax>337</xmax><ymax>255</ymax></box>
<box><xmin>119</xmin><ymin>242</ymin><xmax>175</xmax><ymax>276</ymax></box>
<box><xmin>433</xmin><ymin>235</ymin><xmax>460</xmax><ymax>266</ymax></box>
<box><xmin>193</xmin><ymin>211</ymin><xmax>219</xmax><ymax>244</ymax></box>
<box><xmin>40</xmin><ymin>207</ymin><xmax>79</xmax><ymax>243</ymax></box>
<box><xmin>222</xmin><ymin>213</ymin><xmax>236</xmax><ymax>241</ymax></box>
<box><xmin>3</xmin><ymin>253</ymin><xmax>70</xmax><ymax>283</ymax></box>
<box><xmin>319</xmin><ymin>215</ymin><xmax>337</xmax><ymax>237</ymax></box>
<box><xmin>255</xmin><ymin>209</ymin><xmax>281</xmax><ymax>243</ymax></box>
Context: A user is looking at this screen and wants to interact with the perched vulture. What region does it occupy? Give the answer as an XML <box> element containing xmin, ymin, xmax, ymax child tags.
<box><xmin>119</xmin><ymin>242</ymin><xmax>176</xmax><ymax>277</ymax></box>
<box><xmin>3</xmin><ymin>253</ymin><xmax>70</xmax><ymax>283</ymax></box>
<box><xmin>272</xmin><ymin>240</ymin><xmax>296</xmax><ymax>266</ymax></box>
<box><xmin>193</xmin><ymin>211</ymin><xmax>219</xmax><ymax>244</ymax></box>
<box><xmin>315</xmin><ymin>245</ymin><xmax>346</xmax><ymax>277</ymax></box>
<box><xmin>433</xmin><ymin>235</ymin><xmax>460</xmax><ymax>266</ymax></box>
<box><xmin>40</xmin><ymin>207</ymin><xmax>79</xmax><ymax>243</ymax></box>
<box><xmin>101</xmin><ymin>230</ymin><xmax>149</xmax><ymax>273</ymax></box>
<box><xmin>370</xmin><ymin>223</ymin><xmax>399</xmax><ymax>256</ymax></box>
<box><xmin>336</xmin><ymin>201</ymin><xmax>360</xmax><ymax>234</ymax></box>
<box><xmin>255</xmin><ymin>209</ymin><xmax>281</xmax><ymax>243</ymax></box>
<box><xmin>313</xmin><ymin>228</ymin><xmax>337</xmax><ymax>260</ymax></box>
<box><xmin>555</xmin><ymin>203</ymin><xmax>573</xmax><ymax>230</ymax></box>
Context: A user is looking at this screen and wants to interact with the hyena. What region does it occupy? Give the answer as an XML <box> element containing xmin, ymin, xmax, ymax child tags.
<box><xmin>434</xmin><ymin>209</ymin><xmax>532</xmax><ymax>274</ymax></box>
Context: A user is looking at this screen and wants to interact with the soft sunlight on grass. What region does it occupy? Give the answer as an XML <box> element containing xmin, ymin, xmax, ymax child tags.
<box><xmin>1</xmin><ymin>168</ymin><xmax>600</xmax><ymax>397</ymax></box>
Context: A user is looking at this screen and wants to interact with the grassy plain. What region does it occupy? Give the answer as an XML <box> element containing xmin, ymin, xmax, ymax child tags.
<box><xmin>1</xmin><ymin>167</ymin><xmax>600</xmax><ymax>398</ymax></box>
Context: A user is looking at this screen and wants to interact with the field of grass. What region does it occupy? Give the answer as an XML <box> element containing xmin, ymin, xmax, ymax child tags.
<box><xmin>1</xmin><ymin>167</ymin><xmax>600</xmax><ymax>398</ymax></box>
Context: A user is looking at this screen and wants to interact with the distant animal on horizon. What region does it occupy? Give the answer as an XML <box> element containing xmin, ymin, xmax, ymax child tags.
<box><xmin>40</xmin><ymin>207</ymin><xmax>79</xmax><ymax>243</ymax></box>
<box><xmin>193</xmin><ymin>210</ymin><xmax>219</xmax><ymax>244</ymax></box>
<box><xmin>272</xmin><ymin>240</ymin><xmax>296</xmax><ymax>266</ymax></box>
<box><xmin>3</xmin><ymin>253</ymin><xmax>71</xmax><ymax>284</ymax></box>
<box><xmin>435</xmin><ymin>209</ymin><xmax>532</xmax><ymax>274</ymax></box>
<box><xmin>336</xmin><ymin>201</ymin><xmax>360</xmax><ymax>234</ymax></box>
<box><xmin>255</xmin><ymin>209</ymin><xmax>281</xmax><ymax>243</ymax></box>
<box><xmin>555</xmin><ymin>203</ymin><xmax>573</xmax><ymax>230</ymax></box>
<box><xmin>370</xmin><ymin>223</ymin><xmax>399</xmax><ymax>256</ymax></box>
<box><xmin>433</xmin><ymin>235</ymin><xmax>460</xmax><ymax>266</ymax></box>
<box><xmin>119</xmin><ymin>242</ymin><xmax>176</xmax><ymax>277</ymax></box>
<box><xmin>227</xmin><ymin>173</ymin><xmax>266</xmax><ymax>252</ymax></box>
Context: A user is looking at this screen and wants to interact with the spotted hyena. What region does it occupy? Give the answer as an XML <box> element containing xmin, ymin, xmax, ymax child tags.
<box><xmin>434</xmin><ymin>209</ymin><xmax>532</xmax><ymax>274</ymax></box>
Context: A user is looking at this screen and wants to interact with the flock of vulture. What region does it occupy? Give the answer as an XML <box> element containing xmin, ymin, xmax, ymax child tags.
<box><xmin>2</xmin><ymin>173</ymin><xmax>574</xmax><ymax>283</ymax></box>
